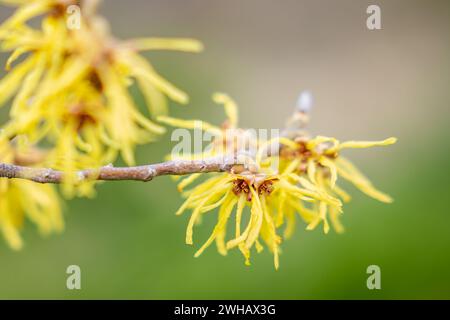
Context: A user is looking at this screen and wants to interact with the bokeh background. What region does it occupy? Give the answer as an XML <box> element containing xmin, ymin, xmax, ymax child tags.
<box><xmin>0</xmin><ymin>0</ymin><xmax>449</xmax><ymax>299</ymax></box>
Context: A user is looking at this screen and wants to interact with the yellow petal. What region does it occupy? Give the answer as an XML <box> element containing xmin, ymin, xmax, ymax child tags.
<box><xmin>135</xmin><ymin>76</ymin><xmax>169</xmax><ymax>117</ymax></box>
<box><xmin>9</xmin><ymin>53</ymin><xmax>45</xmax><ymax>117</ymax></box>
<box><xmin>234</xmin><ymin>194</ymin><xmax>246</xmax><ymax>237</ymax></box>
<box><xmin>282</xmin><ymin>158</ymin><xmax>300</xmax><ymax>175</ymax></box>
<box><xmin>194</xmin><ymin>194</ymin><xmax>236</xmax><ymax>257</ymax></box>
<box><xmin>319</xmin><ymin>156</ymin><xmax>337</xmax><ymax>189</ymax></box>
<box><xmin>244</xmin><ymin>188</ymin><xmax>264</xmax><ymax>249</ymax></box>
<box><xmin>336</xmin><ymin>157</ymin><xmax>393</xmax><ymax>203</ymax></box>
<box><xmin>132</xmin><ymin>108</ymin><xmax>166</xmax><ymax>134</ymax></box>
<box><xmin>0</xmin><ymin>56</ymin><xmax>34</xmax><ymax>107</ymax></box>
<box><xmin>329</xmin><ymin>205</ymin><xmax>345</xmax><ymax>234</ymax></box>
<box><xmin>0</xmin><ymin>0</ymin><xmax>51</xmax><ymax>38</ymax></box>
<box><xmin>286</xmin><ymin>198</ymin><xmax>317</xmax><ymax>223</ymax></box>
<box><xmin>5</xmin><ymin>45</ymin><xmax>30</xmax><ymax>70</ymax></box>
<box><xmin>307</xmin><ymin>159</ymin><xmax>317</xmax><ymax>184</ymax></box>
<box><xmin>157</xmin><ymin>116</ymin><xmax>222</xmax><ymax>136</ymax></box>
<box><xmin>132</xmin><ymin>37</ymin><xmax>204</xmax><ymax>52</ymax></box>
<box><xmin>319</xmin><ymin>202</ymin><xmax>330</xmax><ymax>234</ymax></box>
<box><xmin>200</xmin><ymin>190</ymin><xmax>231</xmax><ymax>213</ymax></box>
<box><xmin>338</xmin><ymin>137</ymin><xmax>397</xmax><ymax>150</ymax></box>
<box><xmin>306</xmin><ymin>216</ymin><xmax>321</xmax><ymax>231</ymax></box>
<box><xmin>185</xmin><ymin>183</ymin><xmax>231</xmax><ymax>244</ymax></box>
<box><xmin>125</xmin><ymin>53</ymin><xmax>189</xmax><ymax>104</ymax></box>
<box><xmin>177</xmin><ymin>173</ymin><xmax>201</xmax><ymax>192</ymax></box>
<box><xmin>331</xmin><ymin>183</ymin><xmax>351</xmax><ymax>203</ymax></box>
<box><xmin>255</xmin><ymin>239</ymin><xmax>264</xmax><ymax>253</ymax></box>
<box><xmin>1</xmin><ymin>222</ymin><xmax>23</xmax><ymax>250</ymax></box>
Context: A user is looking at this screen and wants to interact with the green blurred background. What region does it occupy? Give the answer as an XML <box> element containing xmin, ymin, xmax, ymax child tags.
<box><xmin>0</xmin><ymin>0</ymin><xmax>449</xmax><ymax>299</ymax></box>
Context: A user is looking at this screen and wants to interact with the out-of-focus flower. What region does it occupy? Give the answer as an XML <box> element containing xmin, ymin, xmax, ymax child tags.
<box><xmin>0</xmin><ymin>140</ymin><xmax>63</xmax><ymax>250</ymax></box>
<box><xmin>0</xmin><ymin>0</ymin><xmax>203</xmax><ymax>197</ymax></box>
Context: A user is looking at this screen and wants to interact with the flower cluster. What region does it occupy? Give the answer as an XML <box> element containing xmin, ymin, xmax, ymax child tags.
<box><xmin>0</xmin><ymin>0</ymin><xmax>202</xmax><ymax>197</ymax></box>
<box><xmin>0</xmin><ymin>0</ymin><xmax>201</xmax><ymax>249</ymax></box>
<box><xmin>167</xmin><ymin>95</ymin><xmax>396</xmax><ymax>269</ymax></box>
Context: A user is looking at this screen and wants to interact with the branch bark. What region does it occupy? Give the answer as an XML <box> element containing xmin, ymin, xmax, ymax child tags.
<box><xmin>0</xmin><ymin>156</ymin><xmax>240</xmax><ymax>184</ymax></box>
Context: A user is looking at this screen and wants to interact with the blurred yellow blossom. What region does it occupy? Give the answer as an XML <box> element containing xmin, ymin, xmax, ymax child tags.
<box><xmin>0</xmin><ymin>0</ymin><xmax>203</xmax><ymax>197</ymax></box>
<box><xmin>0</xmin><ymin>140</ymin><xmax>63</xmax><ymax>250</ymax></box>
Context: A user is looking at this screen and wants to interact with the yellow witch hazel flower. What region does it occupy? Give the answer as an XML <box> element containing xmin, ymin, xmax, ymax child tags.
<box><xmin>165</xmin><ymin>93</ymin><xmax>396</xmax><ymax>269</ymax></box>
<box><xmin>274</xmin><ymin>135</ymin><xmax>397</xmax><ymax>234</ymax></box>
<box><xmin>160</xmin><ymin>94</ymin><xmax>278</xmax><ymax>267</ymax></box>
<box><xmin>0</xmin><ymin>0</ymin><xmax>203</xmax><ymax>197</ymax></box>
<box><xmin>0</xmin><ymin>140</ymin><xmax>63</xmax><ymax>250</ymax></box>
<box><xmin>176</xmin><ymin>168</ymin><xmax>344</xmax><ymax>270</ymax></box>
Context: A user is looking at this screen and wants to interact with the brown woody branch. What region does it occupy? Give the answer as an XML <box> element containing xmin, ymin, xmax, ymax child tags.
<box><xmin>0</xmin><ymin>156</ymin><xmax>241</xmax><ymax>184</ymax></box>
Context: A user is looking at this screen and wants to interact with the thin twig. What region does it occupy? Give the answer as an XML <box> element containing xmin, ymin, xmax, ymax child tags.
<box><xmin>0</xmin><ymin>156</ymin><xmax>241</xmax><ymax>184</ymax></box>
